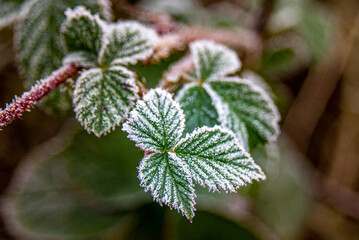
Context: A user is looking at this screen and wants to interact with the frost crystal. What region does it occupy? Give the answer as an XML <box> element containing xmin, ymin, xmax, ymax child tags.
<box><xmin>123</xmin><ymin>88</ymin><xmax>185</xmax><ymax>153</ymax></box>
<box><xmin>177</xmin><ymin>40</ymin><xmax>280</xmax><ymax>148</ymax></box>
<box><xmin>62</xmin><ymin>7</ymin><xmax>106</xmax><ymax>57</ymax></box>
<box><xmin>73</xmin><ymin>66</ymin><xmax>139</xmax><ymax>137</ymax></box>
<box><xmin>99</xmin><ymin>21</ymin><xmax>158</xmax><ymax>66</ymax></box>
<box><xmin>0</xmin><ymin>0</ymin><xmax>25</xmax><ymax>29</ymax></box>
<box><xmin>123</xmin><ymin>89</ymin><xmax>266</xmax><ymax>220</ymax></box>
<box><xmin>176</xmin><ymin>83</ymin><xmax>218</xmax><ymax>134</ymax></box>
<box><xmin>139</xmin><ymin>153</ymin><xmax>195</xmax><ymax>220</ymax></box>
<box><xmin>17</xmin><ymin>0</ymin><xmax>111</xmax><ymax>85</ymax></box>
<box><xmin>174</xmin><ymin>126</ymin><xmax>265</xmax><ymax>192</ymax></box>
<box><xmin>62</xmin><ymin>8</ymin><xmax>159</xmax><ymax>135</ymax></box>
<box><xmin>190</xmin><ymin>40</ymin><xmax>241</xmax><ymax>81</ymax></box>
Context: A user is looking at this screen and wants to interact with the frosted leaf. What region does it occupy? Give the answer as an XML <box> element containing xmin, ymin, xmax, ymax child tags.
<box><xmin>0</xmin><ymin>0</ymin><xmax>25</xmax><ymax>29</ymax></box>
<box><xmin>124</xmin><ymin>89</ymin><xmax>266</xmax><ymax>220</ymax></box>
<box><xmin>176</xmin><ymin>83</ymin><xmax>218</xmax><ymax>134</ymax></box>
<box><xmin>224</xmin><ymin>111</ymin><xmax>249</xmax><ymax>150</ymax></box>
<box><xmin>139</xmin><ymin>152</ymin><xmax>195</xmax><ymax>220</ymax></box>
<box><xmin>17</xmin><ymin>0</ymin><xmax>111</xmax><ymax>85</ymax></box>
<box><xmin>99</xmin><ymin>21</ymin><xmax>158</xmax><ymax>66</ymax></box>
<box><xmin>123</xmin><ymin>88</ymin><xmax>185</xmax><ymax>153</ymax></box>
<box><xmin>190</xmin><ymin>40</ymin><xmax>241</xmax><ymax>81</ymax></box>
<box><xmin>62</xmin><ymin>52</ymin><xmax>97</xmax><ymax>68</ymax></box>
<box><xmin>174</xmin><ymin>126</ymin><xmax>265</xmax><ymax>192</ymax></box>
<box><xmin>62</xmin><ymin>6</ymin><xmax>106</xmax><ymax>64</ymax></box>
<box><xmin>208</xmin><ymin>77</ymin><xmax>280</xmax><ymax>144</ymax></box>
<box><xmin>73</xmin><ymin>66</ymin><xmax>139</xmax><ymax>137</ymax></box>
<box><xmin>202</xmin><ymin>83</ymin><xmax>249</xmax><ymax>150</ymax></box>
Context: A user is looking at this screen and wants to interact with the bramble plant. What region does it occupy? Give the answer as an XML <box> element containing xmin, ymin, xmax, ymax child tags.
<box><xmin>0</xmin><ymin>0</ymin><xmax>281</xmax><ymax>238</ymax></box>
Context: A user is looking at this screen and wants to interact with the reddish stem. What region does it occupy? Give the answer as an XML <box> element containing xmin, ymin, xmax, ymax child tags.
<box><xmin>0</xmin><ymin>64</ymin><xmax>80</xmax><ymax>129</ymax></box>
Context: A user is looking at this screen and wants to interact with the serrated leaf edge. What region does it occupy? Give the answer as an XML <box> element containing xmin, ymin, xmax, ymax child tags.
<box><xmin>138</xmin><ymin>152</ymin><xmax>196</xmax><ymax>219</ymax></box>
<box><xmin>190</xmin><ymin>40</ymin><xmax>242</xmax><ymax>81</ymax></box>
<box><xmin>98</xmin><ymin>21</ymin><xmax>158</xmax><ymax>66</ymax></box>
<box><xmin>0</xmin><ymin>1</ymin><xmax>26</xmax><ymax>30</ymax></box>
<box><xmin>174</xmin><ymin>125</ymin><xmax>266</xmax><ymax>192</ymax></box>
<box><xmin>207</xmin><ymin>77</ymin><xmax>281</xmax><ymax>142</ymax></box>
<box><xmin>73</xmin><ymin>66</ymin><xmax>139</xmax><ymax>137</ymax></box>
<box><xmin>122</xmin><ymin>88</ymin><xmax>186</xmax><ymax>153</ymax></box>
<box><xmin>174</xmin><ymin>81</ymin><xmax>200</xmax><ymax>102</ymax></box>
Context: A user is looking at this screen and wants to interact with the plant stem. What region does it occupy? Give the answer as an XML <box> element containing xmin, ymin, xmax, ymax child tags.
<box><xmin>0</xmin><ymin>64</ymin><xmax>80</xmax><ymax>129</ymax></box>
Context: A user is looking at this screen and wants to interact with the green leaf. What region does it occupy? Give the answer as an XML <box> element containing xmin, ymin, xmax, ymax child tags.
<box><xmin>207</xmin><ymin>77</ymin><xmax>280</xmax><ymax>145</ymax></box>
<box><xmin>62</xmin><ymin>6</ymin><xmax>105</xmax><ymax>64</ymax></box>
<box><xmin>73</xmin><ymin>66</ymin><xmax>139</xmax><ymax>137</ymax></box>
<box><xmin>122</xmin><ymin>88</ymin><xmax>185</xmax><ymax>153</ymax></box>
<box><xmin>223</xmin><ymin>110</ymin><xmax>249</xmax><ymax>150</ymax></box>
<box><xmin>174</xmin><ymin>126</ymin><xmax>265</xmax><ymax>192</ymax></box>
<box><xmin>176</xmin><ymin>83</ymin><xmax>219</xmax><ymax>134</ymax></box>
<box><xmin>190</xmin><ymin>40</ymin><xmax>241</xmax><ymax>81</ymax></box>
<box><xmin>0</xmin><ymin>0</ymin><xmax>25</xmax><ymax>29</ymax></box>
<box><xmin>2</xmin><ymin>152</ymin><xmax>126</xmax><ymax>239</ymax></box>
<box><xmin>139</xmin><ymin>152</ymin><xmax>195</xmax><ymax>220</ymax></box>
<box><xmin>17</xmin><ymin>0</ymin><xmax>109</xmax><ymax>85</ymax></box>
<box><xmin>99</xmin><ymin>21</ymin><xmax>158</xmax><ymax>66</ymax></box>
<box><xmin>123</xmin><ymin>88</ymin><xmax>266</xmax><ymax>220</ymax></box>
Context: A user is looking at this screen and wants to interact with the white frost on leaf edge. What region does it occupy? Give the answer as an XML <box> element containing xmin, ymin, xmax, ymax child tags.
<box><xmin>73</xmin><ymin>66</ymin><xmax>139</xmax><ymax>137</ymax></box>
<box><xmin>174</xmin><ymin>125</ymin><xmax>266</xmax><ymax>192</ymax></box>
<box><xmin>0</xmin><ymin>1</ymin><xmax>26</xmax><ymax>30</ymax></box>
<box><xmin>62</xmin><ymin>52</ymin><xmax>97</xmax><ymax>68</ymax></box>
<box><xmin>63</xmin><ymin>6</ymin><xmax>107</xmax><ymax>31</ymax></box>
<box><xmin>174</xmin><ymin>82</ymin><xmax>200</xmax><ymax>102</ymax></box>
<box><xmin>99</xmin><ymin>21</ymin><xmax>159</xmax><ymax>66</ymax></box>
<box><xmin>202</xmin><ymin>82</ymin><xmax>237</xmax><ymax>138</ymax></box>
<box><xmin>207</xmin><ymin>77</ymin><xmax>281</xmax><ymax>142</ymax></box>
<box><xmin>122</xmin><ymin>88</ymin><xmax>186</xmax><ymax>153</ymax></box>
<box><xmin>138</xmin><ymin>152</ymin><xmax>196</xmax><ymax>219</ymax></box>
<box><xmin>190</xmin><ymin>40</ymin><xmax>242</xmax><ymax>81</ymax></box>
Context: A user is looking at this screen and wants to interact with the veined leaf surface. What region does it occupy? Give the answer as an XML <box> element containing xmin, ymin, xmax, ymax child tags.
<box><xmin>73</xmin><ymin>66</ymin><xmax>139</xmax><ymax>136</ymax></box>
<box><xmin>124</xmin><ymin>89</ymin><xmax>266</xmax><ymax>220</ymax></box>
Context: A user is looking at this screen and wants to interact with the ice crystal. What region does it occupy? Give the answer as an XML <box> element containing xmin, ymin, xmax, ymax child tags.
<box><xmin>0</xmin><ymin>0</ymin><xmax>25</xmax><ymax>29</ymax></box>
<box><xmin>123</xmin><ymin>88</ymin><xmax>185</xmax><ymax>153</ymax></box>
<box><xmin>62</xmin><ymin>8</ymin><xmax>158</xmax><ymax>135</ymax></box>
<box><xmin>123</xmin><ymin>89</ymin><xmax>265</xmax><ymax>220</ymax></box>
<box><xmin>190</xmin><ymin>40</ymin><xmax>241</xmax><ymax>81</ymax></box>
<box><xmin>73</xmin><ymin>66</ymin><xmax>139</xmax><ymax>136</ymax></box>
<box><xmin>99</xmin><ymin>21</ymin><xmax>158</xmax><ymax>66</ymax></box>
<box><xmin>62</xmin><ymin>7</ymin><xmax>106</xmax><ymax>60</ymax></box>
<box><xmin>174</xmin><ymin>126</ymin><xmax>265</xmax><ymax>192</ymax></box>
<box><xmin>177</xmin><ymin>40</ymin><xmax>280</xmax><ymax>148</ymax></box>
<box><xmin>17</xmin><ymin>0</ymin><xmax>111</xmax><ymax>85</ymax></box>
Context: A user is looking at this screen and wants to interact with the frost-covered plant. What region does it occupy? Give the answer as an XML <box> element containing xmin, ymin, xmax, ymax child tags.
<box><xmin>123</xmin><ymin>88</ymin><xmax>265</xmax><ymax>220</ymax></box>
<box><xmin>176</xmin><ymin>40</ymin><xmax>280</xmax><ymax>150</ymax></box>
<box><xmin>0</xmin><ymin>3</ymin><xmax>280</xmax><ymax>222</ymax></box>
<box><xmin>62</xmin><ymin>6</ymin><xmax>158</xmax><ymax>136</ymax></box>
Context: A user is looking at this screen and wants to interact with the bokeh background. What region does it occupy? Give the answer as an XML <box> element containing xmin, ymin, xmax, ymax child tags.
<box><xmin>0</xmin><ymin>0</ymin><xmax>358</xmax><ymax>239</ymax></box>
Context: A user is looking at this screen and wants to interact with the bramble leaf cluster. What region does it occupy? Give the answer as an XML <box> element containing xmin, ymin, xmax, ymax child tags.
<box><xmin>176</xmin><ymin>40</ymin><xmax>280</xmax><ymax>150</ymax></box>
<box><xmin>62</xmin><ymin>7</ymin><xmax>158</xmax><ymax>136</ymax></box>
<box><xmin>123</xmin><ymin>89</ymin><xmax>266</xmax><ymax>220</ymax></box>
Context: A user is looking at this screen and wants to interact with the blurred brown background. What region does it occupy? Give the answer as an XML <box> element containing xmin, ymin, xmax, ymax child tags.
<box><xmin>0</xmin><ymin>0</ymin><xmax>358</xmax><ymax>239</ymax></box>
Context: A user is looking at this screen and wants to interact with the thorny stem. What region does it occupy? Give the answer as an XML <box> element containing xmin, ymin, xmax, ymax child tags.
<box><xmin>0</xmin><ymin>64</ymin><xmax>80</xmax><ymax>129</ymax></box>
